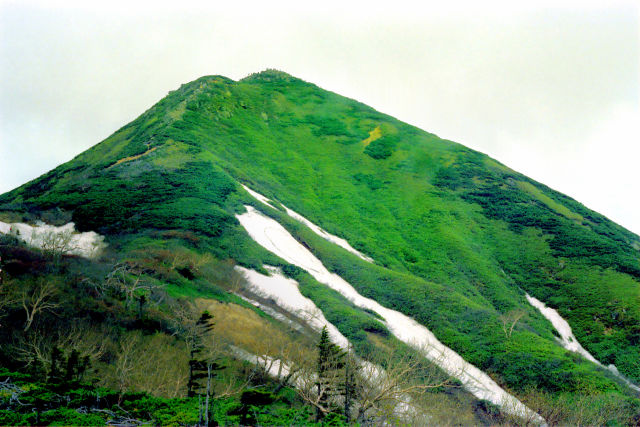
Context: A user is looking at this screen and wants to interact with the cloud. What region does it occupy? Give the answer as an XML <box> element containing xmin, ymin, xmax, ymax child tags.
<box><xmin>0</xmin><ymin>1</ymin><xmax>638</xmax><ymax>233</ymax></box>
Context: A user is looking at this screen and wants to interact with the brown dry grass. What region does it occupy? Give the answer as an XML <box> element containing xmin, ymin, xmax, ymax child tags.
<box><xmin>107</xmin><ymin>146</ymin><xmax>158</xmax><ymax>169</ymax></box>
<box><xmin>195</xmin><ymin>299</ymin><xmax>314</xmax><ymax>360</ymax></box>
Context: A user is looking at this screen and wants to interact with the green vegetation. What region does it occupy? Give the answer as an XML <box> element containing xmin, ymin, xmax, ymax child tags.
<box><xmin>1</xmin><ymin>69</ymin><xmax>639</xmax><ymax>425</ymax></box>
<box><xmin>0</xmin><ymin>368</ymin><xmax>319</xmax><ymax>426</ymax></box>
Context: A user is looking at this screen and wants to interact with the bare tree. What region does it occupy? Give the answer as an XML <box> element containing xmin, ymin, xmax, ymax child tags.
<box><xmin>32</xmin><ymin>228</ymin><xmax>76</xmax><ymax>262</ymax></box>
<box><xmin>114</xmin><ymin>333</ymin><xmax>139</xmax><ymax>397</ymax></box>
<box><xmin>168</xmin><ymin>301</ymin><xmax>206</xmax><ymax>354</ymax></box>
<box><xmin>288</xmin><ymin>337</ymin><xmax>459</xmax><ymax>425</ymax></box>
<box><xmin>102</xmin><ymin>263</ymin><xmax>153</xmax><ymax>310</ymax></box>
<box><xmin>11</xmin><ymin>322</ymin><xmax>108</xmax><ymax>378</ymax></box>
<box><xmin>21</xmin><ymin>280</ymin><xmax>59</xmax><ymax>332</ymax></box>
<box><xmin>104</xmin><ymin>332</ymin><xmax>189</xmax><ymax>399</ymax></box>
<box><xmin>0</xmin><ymin>278</ymin><xmax>18</xmax><ymax>325</ymax></box>
<box><xmin>11</xmin><ymin>328</ymin><xmax>51</xmax><ymax>369</ymax></box>
<box><xmin>500</xmin><ymin>309</ymin><xmax>526</xmax><ymax>339</ymax></box>
<box><xmin>353</xmin><ymin>345</ymin><xmax>456</xmax><ymax>424</ymax></box>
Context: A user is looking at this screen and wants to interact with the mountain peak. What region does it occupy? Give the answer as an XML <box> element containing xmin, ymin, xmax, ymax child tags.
<box><xmin>241</xmin><ymin>68</ymin><xmax>298</xmax><ymax>83</ymax></box>
<box><xmin>1</xmin><ymin>71</ymin><xmax>639</xmax><ymax>425</ymax></box>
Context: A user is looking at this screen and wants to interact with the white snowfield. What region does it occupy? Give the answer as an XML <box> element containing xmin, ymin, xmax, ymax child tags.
<box><xmin>241</xmin><ymin>184</ymin><xmax>374</xmax><ymax>263</ymax></box>
<box><xmin>241</xmin><ymin>184</ymin><xmax>278</xmax><ymax>210</ymax></box>
<box><xmin>236</xmin><ymin>265</ymin><xmax>350</xmax><ymax>348</ymax></box>
<box><xmin>526</xmin><ymin>294</ymin><xmax>640</xmax><ymax>393</ymax></box>
<box><xmin>236</xmin><ymin>205</ymin><xmax>544</xmax><ymax>423</ymax></box>
<box><xmin>525</xmin><ymin>294</ymin><xmax>599</xmax><ymax>363</ymax></box>
<box><xmin>0</xmin><ymin>220</ymin><xmax>106</xmax><ymax>259</ymax></box>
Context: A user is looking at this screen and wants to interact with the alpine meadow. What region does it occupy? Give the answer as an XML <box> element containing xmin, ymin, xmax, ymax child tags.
<box><xmin>0</xmin><ymin>70</ymin><xmax>638</xmax><ymax>425</ymax></box>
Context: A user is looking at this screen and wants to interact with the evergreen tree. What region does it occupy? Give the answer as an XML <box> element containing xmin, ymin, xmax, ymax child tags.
<box><xmin>48</xmin><ymin>346</ymin><xmax>63</xmax><ymax>384</ymax></box>
<box><xmin>64</xmin><ymin>349</ymin><xmax>79</xmax><ymax>382</ymax></box>
<box><xmin>343</xmin><ymin>344</ymin><xmax>358</xmax><ymax>423</ymax></box>
<box><xmin>316</xmin><ymin>326</ymin><xmax>345</xmax><ymax>421</ymax></box>
<box><xmin>187</xmin><ymin>311</ymin><xmax>223</xmax><ymax>426</ymax></box>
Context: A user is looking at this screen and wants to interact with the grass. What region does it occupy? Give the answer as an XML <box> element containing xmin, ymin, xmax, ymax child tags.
<box><xmin>515</xmin><ymin>180</ymin><xmax>583</xmax><ymax>222</ymax></box>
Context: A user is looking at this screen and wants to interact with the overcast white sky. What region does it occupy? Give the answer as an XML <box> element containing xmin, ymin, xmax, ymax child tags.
<box><xmin>1</xmin><ymin>0</ymin><xmax>638</xmax><ymax>235</ymax></box>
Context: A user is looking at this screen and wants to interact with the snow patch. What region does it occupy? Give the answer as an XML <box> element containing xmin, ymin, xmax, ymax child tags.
<box><xmin>526</xmin><ymin>293</ymin><xmax>640</xmax><ymax>393</ymax></box>
<box><xmin>525</xmin><ymin>294</ymin><xmax>598</xmax><ymax>363</ymax></box>
<box><xmin>236</xmin><ymin>205</ymin><xmax>544</xmax><ymax>423</ymax></box>
<box><xmin>0</xmin><ymin>220</ymin><xmax>106</xmax><ymax>259</ymax></box>
<box><xmin>236</xmin><ymin>265</ymin><xmax>349</xmax><ymax>348</ymax></box>
<box><xmin>241</xmin><ymin>184</ymin><xmax>277</xmax><ymax>210</ymax></box>
<box><xmin>241</xmin><ymin>184</ymin><xmax>374</xmax><ymax>263</ymax></box>
<box><xmin>283</xmin><ymin>206</ymin><xmax>374</xmax><ymax>263</ymax></box>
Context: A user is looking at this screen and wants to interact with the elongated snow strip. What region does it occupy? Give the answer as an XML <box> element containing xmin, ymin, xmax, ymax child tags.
<box><xmin>236</xmin><ymin>205</ymin><xmax>545</xmax><ymax>424</ymax></box>
<box><xmin>241</xmin><ymin>184</ymin><xmax>278</xmax><ymax>210</ymax></box>
<box><xmin>0</xmin><ymin>220</ymin><xmax>106</xmax><ymax>259</ymax></box>
<box><xmin>526</xmin><ymin>294</ymin><xmax>599</xmax><ymax>363</ymax></box>
<box><xmin>526</xmin><ymin>294</ymin><xmax>640</xmax><ymax>393</ymax></box>
<box><xmin>241</xmin><ymin>184</ymin><xmax>374</xmax><ymax>263</ymax></box>
<box><xmin>235</xmin><ymin>265</ymin><xmax>350</xmax><ymax>348</ymax></box>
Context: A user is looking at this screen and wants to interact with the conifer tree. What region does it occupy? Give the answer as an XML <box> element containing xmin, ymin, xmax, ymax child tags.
<box><xmin>48</xmin><ymin>346</ymin><xmax>63</xmax><ymax>384</ymax></box>
<box><xmin>187</xmin><ymin>311</ymin><xmax>223</xmax><ymax>426</ymax></box>
<box><xmin>316</xmin><ymin>326</ymin><xmax>345</xmax><ymax>421</ymax></box>
<box><xmin>343</xmin><ymin>344</ymin><xmax>358</xmax><ymax>423</ymax></box>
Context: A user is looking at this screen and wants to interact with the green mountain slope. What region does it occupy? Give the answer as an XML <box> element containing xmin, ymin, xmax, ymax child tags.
<box><xmin>1</xmin><ymin>70</ymin><xmax>639</xmax><ymax>424</ymax></box>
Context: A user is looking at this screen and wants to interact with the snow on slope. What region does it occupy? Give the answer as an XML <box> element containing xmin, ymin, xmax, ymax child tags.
<box><xmin>525</xmin><ymin>294</ymin><xmax>599</xmax><ymax>363</ymax></box>
<box><xmin>241</xmin><ymin>184</ymin><xmax>374</xmax><ymax>263</ymax></box>
<box><xmin>241</xmin><ymin>184</ymin><xmax>278</xmax><ymax>210</ymax></box>
<box><xmin>282</xmin><ymin>206</ymin><xmax>374</xmax><ymax>263</ymax></box>
<box><xmin>236</xmin><ymin>205</ymin><xmax>544</xmax><ymax>423</ymax></box>
<box><xmin>526</xmin><ymin>293</ymin><xmax>640</xmax><ymax>393</ymax></box>
<box><xmin>0</xmin><ymin>220</ymin><xmax>106</xmax><ymax>258</ymax></box>
<box><xmin>231</xmin><ymin>345</ymin><xmax>302</xmax><ymax>386</ymax></box>
<box><xmin>236</xmin><ymin>265</ymin><xmax>349</xmax><ymax>348</ymax></box>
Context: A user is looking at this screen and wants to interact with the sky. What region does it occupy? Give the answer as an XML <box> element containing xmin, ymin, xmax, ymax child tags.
<box><xmin>0</xmin><ymin>0</ymin><xmax>639</xmax><ymax>235</ymax></box>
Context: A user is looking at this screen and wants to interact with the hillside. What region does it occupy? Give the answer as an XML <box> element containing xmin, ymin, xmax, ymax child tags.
<box><xmin>0</xmin><ymin>69</ymin><xmax>639</xmax><ymax>425</ymax></box>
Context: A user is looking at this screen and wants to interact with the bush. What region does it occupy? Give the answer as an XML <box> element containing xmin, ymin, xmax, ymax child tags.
<box><xmin>364</xmin><ymin>135</ymin><xmax>398</xmax><ymax>159</ymax></box>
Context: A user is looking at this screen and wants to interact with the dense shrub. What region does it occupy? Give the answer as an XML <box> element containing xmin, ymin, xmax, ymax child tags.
<box><xmin>364</xmin><ymin>135</ymin><xmax>398</xmax><ymax>159</ymax></box>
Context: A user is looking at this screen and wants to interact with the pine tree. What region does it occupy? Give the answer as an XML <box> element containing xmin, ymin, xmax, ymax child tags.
<box><xmin>65</xmin><ymin>349</ymin><xmax>79</xmax><ymax>382</ymax></box>
<box><xmin>316</xmin><ymin>326</ymin><xmax>345</xmax><ymax>421</ymax></box>
<box><xmin>48</xmin><ymin>346</ymin><xmax>63</xmax><ymax>384</ymax></box>
<box><xmin>344</xmin><ymin>344</ymin><xmax>358</xmax><ymax>423</ymax></box>
<box><xmin>187</xmin><ymin>311</ymin><xmax>223</xmax><ymax>426</ymax></box>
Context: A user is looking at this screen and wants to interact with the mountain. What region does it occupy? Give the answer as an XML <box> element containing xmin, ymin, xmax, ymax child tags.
<box><xmin>0</xmin><ymin>69</ymin><xmax>639</xmax><ymax>425</ymax></box>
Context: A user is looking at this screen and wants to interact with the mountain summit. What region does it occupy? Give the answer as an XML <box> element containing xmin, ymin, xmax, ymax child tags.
<box><xmin>1</xmin><ymin>70</ymin><xmax>639</xmax><ymax>425</ymax></box>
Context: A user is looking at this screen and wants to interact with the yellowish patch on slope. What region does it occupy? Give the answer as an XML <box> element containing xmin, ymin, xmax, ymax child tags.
<box><xmin>150</xmin><ymin>141</ymin><xmax>191</xmax><ymax>169</ymax></box>
<box><xmin>107</xmin><ymin>146</ymin><xmax>158</xmax><ymax>169</ymax></box>
<box><xmin>361</xmin><ymin>126</ymin><xmax>382</xmax><ymax>146</ymax></box>
<box><xmin>515</xmin><ymin>180</ymin><xmax>584</xmax><ymax>222</ymax></box>
<box><xmin>167</xmin><ymin>101</ymin><xmax>187</xmax><ymax>120</ymax></box>
<box><xmin>195</xmin><ymin>299</ymin><xmax>315</xmax><ymax>360</ymax></box>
